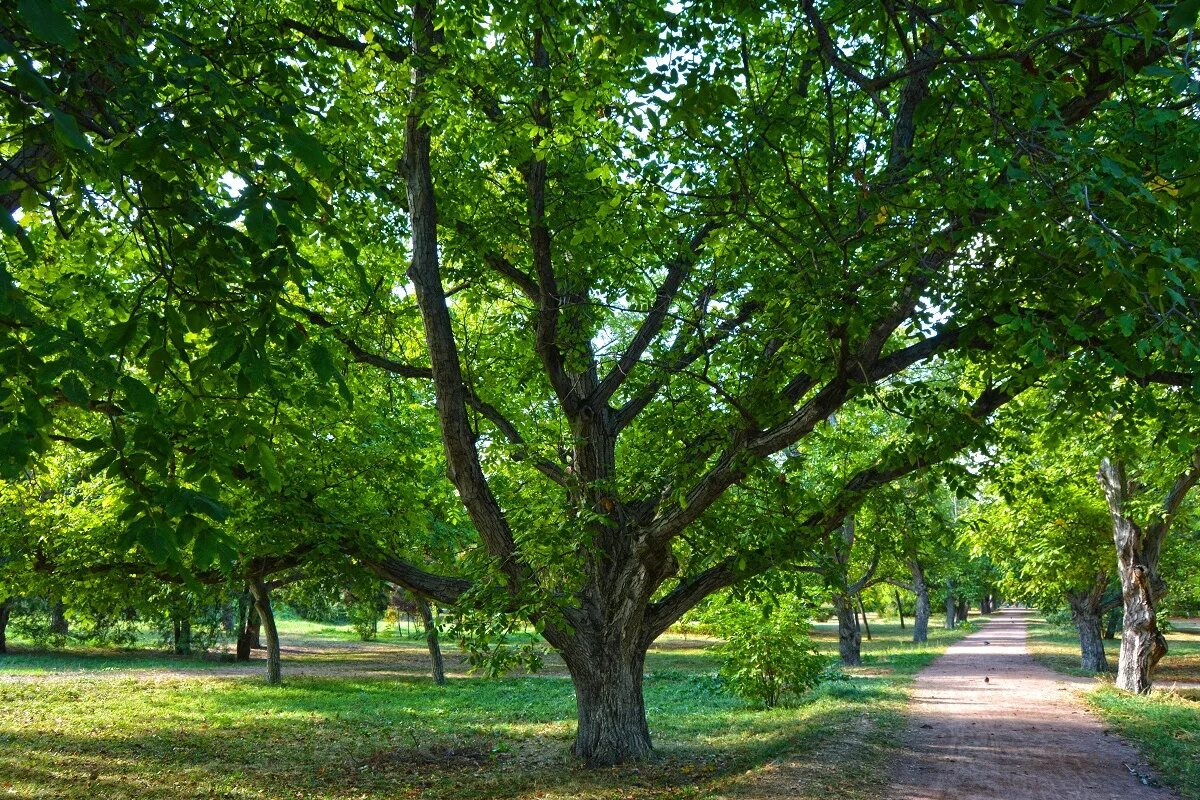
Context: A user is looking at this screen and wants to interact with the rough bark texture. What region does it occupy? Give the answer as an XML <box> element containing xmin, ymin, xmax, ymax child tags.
<box><xmin>911</xmin><ymin>560</ymin><xmax>931</xmax><ymax>643</ymax></box>
<box><xmin>248</xmin><ymin>577</ymin><xmax>282</xmax><ymax>686</ymax></box>
<box><xmin>415</xmin><ymin>595</ymin><xmax>446</xmax><ymax>686</ymax></box>
<box><xmin>832</xmin><ymin>592</ymin><xmax>863</xmax><ymax>666</ymax></box>
<box><xmin>1098</xmin><ymin>455</ymin><xmax>1199</xmax><ymax>693</ymax></box>
<box><xmin>1066</xmin><ymin>580</ymin><xmax>1109</xmax><ymax>673</ymax></box>
<box><xmin>0</xmin><ymin>597</ymin><xmax>10</xmax><ymax>654</ymax></box>
<box><xmin>563</xmin><ymin>646</ymin><xmax>652</xmax><ymax>766</ymax></box>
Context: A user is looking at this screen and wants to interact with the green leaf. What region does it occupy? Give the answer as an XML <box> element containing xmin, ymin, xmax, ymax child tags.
<box><xmin>59</xmin><ymin>373</ymin><xmax>89</xmax><ymax>405</ymax></box>
<box><xmin>1167</xmin><ymin>0</ymin><xmax>1200</xmax><ymax>30</ymax></box>
<box><xmin>51</xmin><ymin>109</ymin><xmax>91</xmax><ymax>152</ymax></box>
<box><xmin>119</xmin><ymin>375</ymin><xmax>157</xmax><ymax>413</ymax></box>
<box><xmin>16</xmin><ymin>0</ymin><xmax>78</xmax><ymax>49</ymax></box>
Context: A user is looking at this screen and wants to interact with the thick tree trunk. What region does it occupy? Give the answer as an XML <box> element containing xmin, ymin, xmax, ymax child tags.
<box><xmin>1096</xmin><ymin>457</ymin><xmax>1197</xmax><ymax>693</ymax></box>
<box><xmin>0</xmin><ymin>597</ymin><xmax>10</xmax><ymax>654</ymax></box>
<box><xmin>911</xmin><ymin>560</ymin><xmax>930</xmax><ymax>643</ymax></box>
<box><xmin>49</xmin><ymin>597</ymin><xmax>68</xmax><ymax>637</ymax></box>
<box><xmin>248</xmin><ymin>578</ymin><xmax>281</xmax><ymax>686</ymax></box>
<box><xmin>956</xmin><ymin>598</ymin><xmax>969</xmax><ymax>624</ymax></box>
<box><xmin>1066</xmin><ymin>586</ymin><xmax>1108</xmax><ymax>673</ymax></box>
<box><xmin>832</xmin><ymin>593</ymin><xmax>863</xmax><ymax>666</ymax></box>
<box><xmin>564</xmin><ymin>645</ymin><xmax>652</xmax><ymax>766</ymax></box>
<box><xmin>415</xmin><ymin>595</ymin><xmax>446</xmax><ymax>685</ymax></box>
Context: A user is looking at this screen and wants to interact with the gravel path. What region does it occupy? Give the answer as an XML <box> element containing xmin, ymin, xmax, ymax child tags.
<box><xmin>887</xmin><ymin>608</ymin><xmax>1176</xmax><ymax>799</ymax></box>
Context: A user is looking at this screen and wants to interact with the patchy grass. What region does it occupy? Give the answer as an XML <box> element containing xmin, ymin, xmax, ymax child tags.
<box><xmin>1027</xmin><ymin>617</ymin><xmax>1200</xmax><ymax>800</ymax></box>
<box><xmin>0</xmin><ymin>615</ymin><xmax>969</xmax><ymax>800</ymax></box>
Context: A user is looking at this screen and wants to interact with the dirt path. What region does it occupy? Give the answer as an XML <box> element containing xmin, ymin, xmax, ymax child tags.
<box><xmin>887</xmin><ymin>608</ymin><xmax>1176</xmax><ymax>800</ymax></box>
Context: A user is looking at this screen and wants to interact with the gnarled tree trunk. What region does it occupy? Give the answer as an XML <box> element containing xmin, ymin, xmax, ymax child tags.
<box><xmin>1097</xmin><ymin>455</ymin><xmax>1199</xmax><ymax>693</ymax></box>
<box><xmin>1066</xmin><ymin>576</ymin><xmax>1110</xmax><ymax>673</ymax></box>
<box><xmin>832</xmin><ymin>592</ymin><xmax>863</xmax><ymax>666</ymax></box>
<box><xmin>248</xmin><ymin>577</ymin><xmax>281</xmax><ymax>686</ymax></box>
<box><xmin>562</xmin><ymin>642</ymin><xmax>651</xmax><ymax>766</ymax></box>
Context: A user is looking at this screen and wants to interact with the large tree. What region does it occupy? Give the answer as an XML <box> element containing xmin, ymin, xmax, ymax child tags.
<box><xmin>4</xmin><ymin>0</ymin><xmax>1200</xmax><ymax>766</ymax></box>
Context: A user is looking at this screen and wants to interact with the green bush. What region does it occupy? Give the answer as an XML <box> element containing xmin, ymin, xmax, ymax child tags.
<box><xmin>714</xmin><ymin>606</ymin><xmax>831</xmax><ymax>708</ymax></box>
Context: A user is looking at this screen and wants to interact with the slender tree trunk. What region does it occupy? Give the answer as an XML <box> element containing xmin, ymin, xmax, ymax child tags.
<box><xmin>895</xmin><ymin>589</ymin><xmax>905</xmax><ymax>630</ymax></box>
<box><xmin>415</xmin><ymin>595</ymin><xmax>446</xmax><ymax>685</ymax></box>
<box><xmin>248</xmin><ymin>578</ymin><xmax>281</xmax><ymax>686</ymax></box>
<box><xmin>858</xmin><ymin>595</ymin><xmax>872</xmax><ymax>641</ymax></box>
<box><xmin>944</xmin><ymin>581</ymin><xmax>956</xmax><ymax>629</ymax></box>
<box><xmin>1067</xmin><ymin>586</ymin><xmax>1108</xmax><ymax>673</ymax></box>
<box><xmin>832</xmin><ymin>592</ymin><xmax>862</xmax><ymax>666</ymax></box>
<box><xmin>250</xmin><ymin>607</ymin><xmax>262</xmax><ymax>648</ymax></box>
<box><xmin>172</xmin><ymin>617</ymin><xmax>192</xmax><ymax>655</ymax></box>
<box><xmin>235</xmin><ymin>592</ymin><xmax>252</xmax><ymax>661</ymax></box>
<box><xmin>0</xmin><ymin>597</ymin><xmax>10</xmax><ymax>654</ymax></box>
<box><xmin>911</xmin><ymin>560</ymin><xmax>930</xmax><ymax>643</ymax></box>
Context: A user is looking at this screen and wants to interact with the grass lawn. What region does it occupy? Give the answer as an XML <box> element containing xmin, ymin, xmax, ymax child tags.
<box><xmin>0</xmin><ymin>616</ymin><xmax>969</xmax><ymax>800</ymax></box>
<box><xmin>1027</xmin><ymin>616</ymin><xmax>1200</xmax><ymax>800</ymax></box>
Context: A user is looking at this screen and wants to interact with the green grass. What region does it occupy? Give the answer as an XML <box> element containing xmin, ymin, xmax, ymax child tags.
<box><xmin>1027</xmin><ymin>617</ymin><xmax>1200</xmax><ymax>800</ymax></box>
<box><xmin>0</xmin><ymin>616</ymin><xmax>970</xmax><ymax>799</ymax></box>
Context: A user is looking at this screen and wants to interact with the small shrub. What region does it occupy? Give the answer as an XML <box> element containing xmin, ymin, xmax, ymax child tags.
<box><xmin>714</xmin><ymin>606</ymin><xmax>831</xmax><ymax>708</ymax></box>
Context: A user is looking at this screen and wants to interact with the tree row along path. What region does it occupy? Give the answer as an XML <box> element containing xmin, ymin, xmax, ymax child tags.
<box><xmin>887</xmin><ymin>608</ymin><xmax>1176</xmax><ymax>799</ymax></box>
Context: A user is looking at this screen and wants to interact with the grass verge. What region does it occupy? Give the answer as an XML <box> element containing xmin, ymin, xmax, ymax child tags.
<box><xmin>0</xmin><ymin>618</ymin><xmax>968</xmax><ymax>800</ymax></box>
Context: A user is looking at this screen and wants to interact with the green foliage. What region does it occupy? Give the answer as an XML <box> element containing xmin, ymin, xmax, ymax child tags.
<box><xmin>714</xmin><ymin>604</ymin><xmax>832</xmax><ymax>708</ymax></box>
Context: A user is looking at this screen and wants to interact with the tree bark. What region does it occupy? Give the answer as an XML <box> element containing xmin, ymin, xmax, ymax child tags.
<box><xmin>911</xmin><ymin>560</ymin><xmax>930</xmax><ymax>643</ymax></box>
<box><xmin>858</xmin><ymin>594</ymin><xmax>872</xmax><ymax>641</ymax></box>
<box><xmin>832</xmin><ymin>592</ymin><xmax>863</xmax><ymax>666</ymax></box>
<box><xmin>1097</xmin><ymin>455</ymin><xmax>1199</xmax><ymax>693</ymax></box>
<box><xmin>0</xmin><ymin>597</ymin><xmax>10</xmax><ymax>654</ymax></box>
<box><xmin>415</xmin><ymin>595</ymin><xmax>446</xmax><ymax>685</ymax></box>
<box><xmin>248</xmin><ymin>577</ymin><xmax>281</xmax><ymax>686</ymax></box>
<box><xmin>895</xmin><ymin>589</ymin><xmax>905</xmax><ymax>629</ymax></box>
<box><xmin>1066</xmin><ymin>581</ymin><xmax>1109</xmax><ymax>673</ymax></box>
<box><xmin>562</xmin><ymin>644</ymin><xmax>652</xmax><ymax>766</ymax></box>
<box><xmin>956</xmin><ymin>598</ymin><xmax>969</xmax><ymax>624</ymax></box>
<box><xmin>235</xmin><ymin>592</ymin><xmax>253</xmax><ymax>661</ymax></box>
<box><xmin>944</xmin><ymin>581</ymin><xmax>956</xmax><ymax>629</ymax></box>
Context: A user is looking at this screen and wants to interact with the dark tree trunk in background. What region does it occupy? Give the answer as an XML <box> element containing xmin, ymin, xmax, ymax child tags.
<box><xmin>235</xmin><ymin>591</ymin><xmax>254</xmax><ymax>660</ymax></box>
<box><xmin>415</xmin><ymin>595</ymin><xmax>446</xmax><ymax>685</ymax></box>
<box><xmin>250</xmin><ymin>606</ymin><xmax>262</xmax><ymax>648</ymax></box>
<box><xmin>944</xmin><ymin>581</ymin><xmax>957</xmax><ymax>630</ymax></box>
<box><xmin>833</xmin><ymin>593</ymin><xmax>863</xmax><ymax>666</ymax></box>
<box><xmin>1098</xmin><ymin>455</ymin><xmax>1198</xmax><ymax>693</ymax></box>
<box><xmin>895</xmin><ymin>589</ymin><xmax>905</xmax><ymax>629</ymax></box>
<box><xmin>49</xmin><ymin>597</ymin><xmax>68</xmax><ymax>637</ymax></box>
<box><xmin>858</xmin><ymin>595</ymin><xmax>872</xmax><ymax>641</ymax></box>
<box><xmin>220</xmin><ymin>601</ymin><xmax>235</xmax><ymax>634</ymax></box>
<box><xmin>248</xmin><ymin>577</ymin><xmax>281</xmax><ymax>686</ymax></box>
<box><xmin>955</xmin><ymin>598</ymin><xmax>969</xmax><ymax>624</ymax></box>
<box><xmin>1067</xmin><ymin>580</ymin><xmax>1109</xmax><ymax>673</ymax></box>
<box><xmin>1104</xmin><ymin>607</ymin><xmax>1122</xmax><ymax>640</ymax></box>
<box><xmin>0</xmin><ymin>597</ymin><xmax>10</xmax><ymax>654</ymax></box>
<box><xmin>172</xmin><ymin>617</ymin><xmax>192</xmax><ymax>655</ymax></box>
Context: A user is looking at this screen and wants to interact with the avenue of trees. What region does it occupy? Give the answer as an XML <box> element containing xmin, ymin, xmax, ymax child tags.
<box><xmin>2</xmin><ymin>0</ymin><xmax>1199</xmax><ymax>766</ymax></box>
